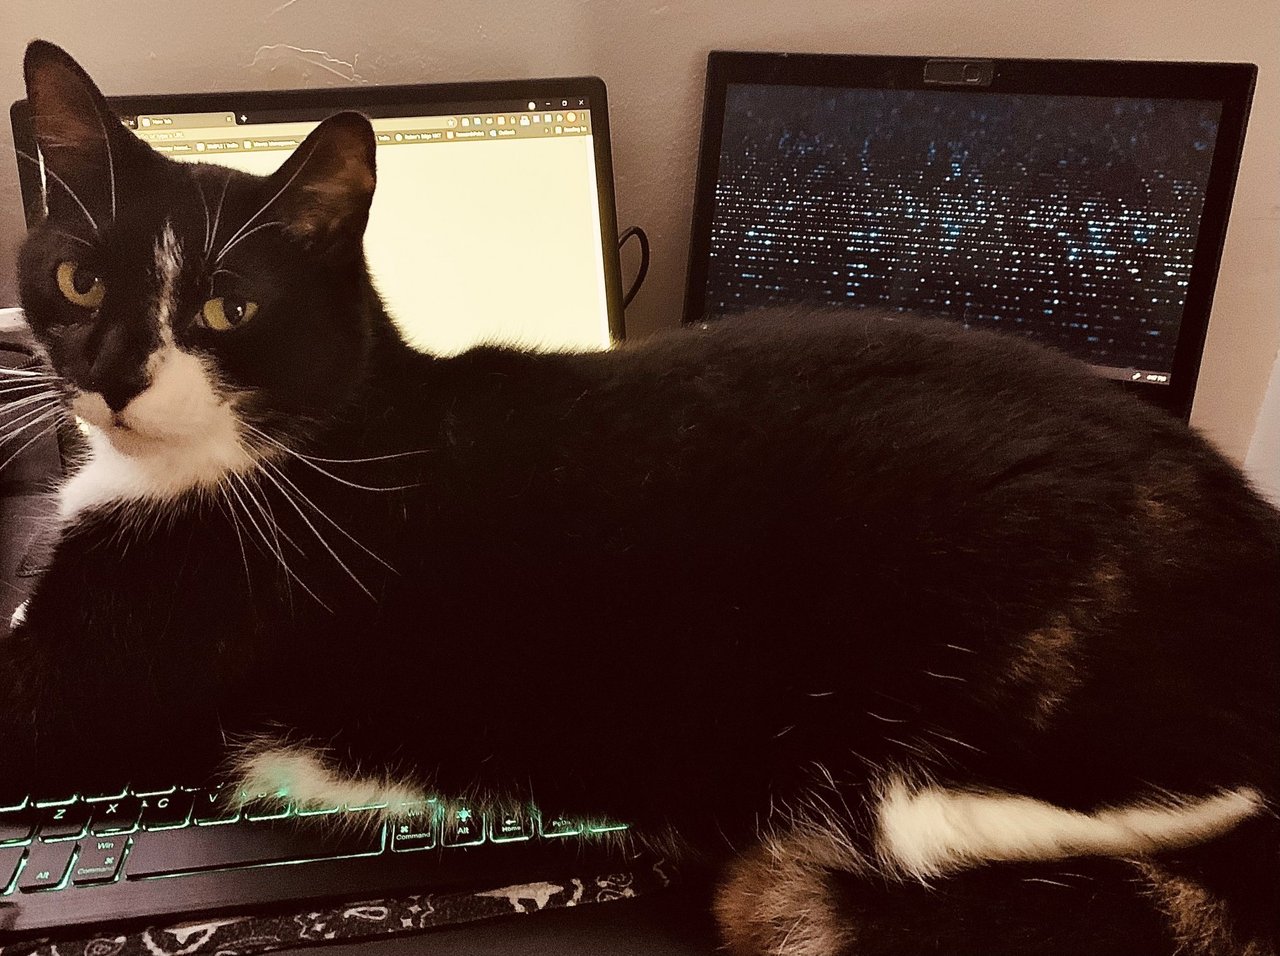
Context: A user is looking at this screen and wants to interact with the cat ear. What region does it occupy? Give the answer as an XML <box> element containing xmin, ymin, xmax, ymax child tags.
<box><xmin>23</xmin><ymin>41</ymin><xmax>142</xmax><ymax>226</ymax></box>
<box><xmin>266</xmin><ymin>111</ymin><xmax>376</xmax><ymax>255</ymax></box>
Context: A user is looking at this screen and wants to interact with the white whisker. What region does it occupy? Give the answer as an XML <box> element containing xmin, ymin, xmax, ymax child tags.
<box><xmin>0</xmin><ymin>418</ymin><xmax>58</xmax><ymax>474</ymax></box>
<box><xmin>216</xmin><ymin>138</ymin><xmax>319</xmax><ymax>260</ymax></box>
<box><xmin>924</xmin><ymin>728</ymin><xmax>986</xmax><ymax>754</ymax></box>
<box><xmin>215</xmin><ymin>220</ymin><xmax>284</xmax><ymax>265</ymax></box>
<box><xmin>16</xmin><ymin>149</ymin><xmax>99</xmax><ymax>235</ymax></box>
<box><xmin>259</xmin><ymin>456</ymin><xmax>396</xmax><ymax>573</ymax></box>
<box><xmin>195</xmin><ymin>178</ymin><xmax>212</xmax><ymax>256</ymax></box>
<box><xmin>244</xmin><ymin>424</ymin><xmax>420</xmax><ymax>492</ymax></box>
<box><xmin>256</xmin><ymin>460</ymin><xmax>376</xmax><ymax>600</ymax></box>
<box><xmin>207</xmin><ymin>169</ymin><xmax>233</xmax><ymax>257</ymax></box>
<box><xmin>227</xmin><ymin>472</ymin><xmax>328</xmax><ymax>611</ymax></box>
<box><xmin>0</xmin><ymin>382</ymin><xmax>58</xmax><ymax>398</ymax></box>
<box><xmin>1</xmin><ymin>397</ymin><xmax>59</xmax><ymax>435</ymax></box>
<box><xmin>53</xmin><ymin>229</ymin><xmax>95</xmax><ymax>249</ymax></box>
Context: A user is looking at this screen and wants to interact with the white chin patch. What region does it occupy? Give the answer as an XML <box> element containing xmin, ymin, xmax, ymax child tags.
<box><xmin>61</xmin><ymin>350</ymin><xmax>250</xmax><ymax>521</ymax></box>
<box><xmin>875</xmin><ymin>775</ymin><xmax>1262</xmax><ymax>880</ymax></box>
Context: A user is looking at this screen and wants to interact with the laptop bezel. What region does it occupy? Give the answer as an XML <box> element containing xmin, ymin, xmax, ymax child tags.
<box><xmin>11</xmin><ymin>75</ymin><xmax>626</xmax><ymax>343</ymax></box>
<box><xmin>682</xmin><ymin>51</ymin><xmax>1257</xmax><ymax>419</ymax></box>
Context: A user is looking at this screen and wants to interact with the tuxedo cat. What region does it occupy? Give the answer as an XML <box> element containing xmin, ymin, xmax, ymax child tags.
<box><xmin>2</xmin><ymin>41</ymin><xmax>1277</xmax><ymax>955</ymax></box>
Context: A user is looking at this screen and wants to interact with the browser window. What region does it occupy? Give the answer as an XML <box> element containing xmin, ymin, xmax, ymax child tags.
<box><xmin>132</xmin><ymin>102</ymin><xmax>611</xmax><ymax>356</ymax></box>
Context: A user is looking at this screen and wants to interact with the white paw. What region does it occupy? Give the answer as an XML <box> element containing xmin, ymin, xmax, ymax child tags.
<box><xmin>8</xmin><ymin>600</ymin><xmax>28</xmax><ymax>629</ymax></box>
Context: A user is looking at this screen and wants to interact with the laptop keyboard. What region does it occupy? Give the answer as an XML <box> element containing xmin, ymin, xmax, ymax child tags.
<box><xmin>1</xmin><ymin>784</ymin><xmax>629</xmax><ymax>935</ymax></box>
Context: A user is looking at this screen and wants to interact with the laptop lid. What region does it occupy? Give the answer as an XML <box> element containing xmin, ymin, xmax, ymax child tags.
<box><xmin>12</xmin><ymin>77</ymin><xmax>625</xmax><ymax>355</ymax></box>
<box><xmin>684</xmin><ymin>52</ymin><xmax>1256</xmax><ymax>418</ymax></box>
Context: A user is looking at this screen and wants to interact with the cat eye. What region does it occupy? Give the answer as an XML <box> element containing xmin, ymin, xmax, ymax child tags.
<box><xmin>202</xmin><ymin>296</ymin><xmax>259</xmax><ymax>332</ymax></box>
<box><xmin>55</xmin><ymin>260</ymin><xmax>105</xmax><ymax>310</ymax></box>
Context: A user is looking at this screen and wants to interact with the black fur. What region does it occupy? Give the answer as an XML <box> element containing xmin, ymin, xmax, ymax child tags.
<box><xmin>2</xmin><ymin>41</ymin><xmax>1278</xmax><ymax>954</ymax></box>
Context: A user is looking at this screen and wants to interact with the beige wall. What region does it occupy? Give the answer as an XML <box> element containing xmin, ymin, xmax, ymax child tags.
<box><xmin>2</xmin><ymin>0</ymin><xmax>1277</xmax><ymax>473</ymax></box>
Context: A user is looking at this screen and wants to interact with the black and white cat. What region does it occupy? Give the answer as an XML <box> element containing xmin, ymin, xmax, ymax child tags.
<box><xmin>2</xmin><ymin>41</ymin><xmax>1278</xmax><ymax>955</ymax></box>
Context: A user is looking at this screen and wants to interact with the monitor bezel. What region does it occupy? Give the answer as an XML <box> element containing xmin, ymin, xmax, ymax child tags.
<box><xmin>11</xmin><ymin>75</ymin><xmax>625</xmax><ymax>343</ymax></box>
<box><xmin>682</xmin><ymin>51</ymin><xmax>1257</xmax><ymax>419</ymax></box>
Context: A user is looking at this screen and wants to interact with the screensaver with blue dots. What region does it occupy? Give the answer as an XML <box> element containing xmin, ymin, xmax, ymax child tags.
<box><xmin>706</xmin><ymin>84</ymin><xmax>1223</xmax><ymax>379</ymax></box>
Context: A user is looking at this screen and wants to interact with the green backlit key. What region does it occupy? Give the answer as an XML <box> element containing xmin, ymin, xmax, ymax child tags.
<box><xmin>441</xmin><ymin>805</ymin><xmax>484</xmax><ymax>847</ymax></box>
<box><xmin>18</xmin><ymin>841</ymin><xmax>76</xmax><ymax>892</ymax></box>
<box><xmin>390</xmin><ymin>802</ymin><xmax>437</xmax><ymax>852</ymax></box>
<box><xmin>72</xmin><ymin>835</ymin><xmax>127</xmax><ymax>885</ymax></box>
<box><xmin>140</xmin><ymin>791</ymin><xmax>195</xmax><ymax>830</ymax></box>
<box><xmin>37</xmin><ymin>799</ymin><xmax>90</xmax><ymax>841</ymax></box>
<box><xmin>192</xmin><ymin>788</ymin><xmax>240</xmax><ymax>826</ymax></box>
<box><xmin>490</xmin><ymin>807</ymin><xmax>535</xmax><ymax>843</ymax></box>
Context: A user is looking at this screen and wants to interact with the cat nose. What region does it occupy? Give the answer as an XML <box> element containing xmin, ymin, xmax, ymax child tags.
<box><xmin>91</xmin><ymin>376</ymin><xmax>147</xmax><ymax>413</ymax></box>
<box><xmin>80</xmin><ymin>323</ymin><xmax>150</xmax><ymax>412</ymax></box>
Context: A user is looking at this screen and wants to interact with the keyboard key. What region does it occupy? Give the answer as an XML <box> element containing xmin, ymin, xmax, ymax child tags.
<box><xmin>140</xmin><ymin>791</ymin><xmax>195</xmax><ymax>830</ymax></box>
<box><xmin>72</xmin><ymin>835</ymin><xmax>127</xmax><ymax>885</ymax></box>
<box><xmin>192</xmin><ymin>788</ymin><xmax>240</xmax><ymax>826</ymax></box>
<box><xmin>1</xmin><ymin>846</ymin><xmax>24</xmax><ymax>892</ymax></box>
<box><xmin>0</xmin><ymin>805</ymin><xmax>37</xmax><ymax>846</ymax></box>
<box><xmin>539</xmin><ymin>814</ymin><xmax>582</xmax><ymax>838</ymax></box>
<box><xmin>37</xmin><ymin>799</ymin><xmax>90</xmax><ymax>841</ymax></box>
<box><xmin>390</xmin><ymin>803</ymin><xmax>437</xmax><ymax>852</ymax></box>
<box><xmin>83</xmin><ymin>784</ymin><xmax>129</xmax><ymax>801</ymax></box>
<box><xmin>441</xmin><ymin>805</ymin><xmax>484</xmax><ymax>847</ymax></box>
<box><xmin>126</xmin><ymin>819</ymin><xmax>383</xmax><ymax>878</ymax></box>
<box><xmin>89</xmin><ymin>796</ymin><xmax>142</xmax><ymax>835</ymax></box>
<box><xmin>490</xmin><ymin>806</ymin><xmax>535</xmax><ymax>843</ymax></box>
<box><xmin>242</xmin><ymin>792</ymin><xmax>292</xmax><ymax>822</ymax></box>
<box><xmin>18</xmin><ymin>841</ymin><xmax>75</xmax><ymax>891</ymax></box>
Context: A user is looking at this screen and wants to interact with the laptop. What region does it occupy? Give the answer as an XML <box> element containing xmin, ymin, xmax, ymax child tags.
<box><xmin>2</xmin><ymin>78</ymin><xmax>635</xmax><ymax>939</ymax></box>
<box><xmin>684</xmin><ymin>52</ymin><xmax>1256</xmax><ymax>419</ymax></box>
<box><xmin>12</xmin><ymin>76</ymin><xmax>626</xmax><ymax>357</ymax></box>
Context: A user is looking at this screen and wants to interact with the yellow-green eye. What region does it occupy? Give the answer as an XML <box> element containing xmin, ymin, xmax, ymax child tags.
<box><xmin>202</xmin><ymin>296</ymin><xmax>259</xmax><ymax>331</ymax></box>
<box><xmin>55</xmin><ymin>260</ymin><xmax>105</xmax><ymax>310</ymax></box>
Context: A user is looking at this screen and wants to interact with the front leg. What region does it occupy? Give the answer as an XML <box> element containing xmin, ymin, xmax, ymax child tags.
<box><xmin>0</xmin><ymin>608</ymin><xmax>226</xmax><ymax>806</ymax></box>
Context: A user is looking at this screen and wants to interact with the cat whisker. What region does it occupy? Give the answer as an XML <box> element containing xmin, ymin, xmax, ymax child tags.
<box><xmin>923</xmin><ymin>728</ymin><xmax>986</xmax><ymax>754</ymax></box>
<box><xmin>212</xmin><ymin>268</ymin><xmax>245</xmax><ymax>283</ymax></box>
<box><xmin>257</xmin><ymin>455</ymin><xmax>395</xmax><ymax>574</ymax></box>
<box><xmin>221</xmin><ymin>474</ymin><xmax>297</xmax><ymax>611</ymax></box>
<box><xmin>214</xmin><ymin>220</ymin><xmax>284</xmax><ymax>265</ymax></box>
<box><xmin>225</xmin><ymin>471</ymin><xmax>328</xmax><ymax>612</ymax></box>
<box><xmin>16</xmin><ymin>149</ymin><xmax>100</xmax><ymax>235</ymax></box>
<box><xmin>866</xmin><ymin>711</ymin><xmax>908</xmax><ymax>724</ymax></box>
<box><xmin>923</xmin><ymin>670</ymin><xmax>967</xmax><ymax>683</ymax></box>
<box><xmin>195</xmin><ymin>178</ymin><xmax>212</xmax><ymax>257</ymax></box>
<box><xmin>216</xmin><ymin>138</ymin><xmax>318</xmax><ymax>260</ymax></box>
<box><xmin>243</xmin><ymin>424</ymin><xmax>421</xmax><ymax>492</ymax></box>
<box><xmin>207</xmin><ymin>169</ymin><xmax>233</xmax><ymax>258</ymax></box>
<box><xmin>0</xmin><ymin>366</ymin><xmax>56</xmax><ymax>378</ymax></box>
<box><xmin>52</xmin><ymin>229</ymin><xmax>95</xmax><ymax>249</ymax></box>
<box><xmin>216</xmin><ymin>491</ymin><xmax>254</xmax><ymax>598</ymax></box>
<box><xmin>255</xmin><ymin>459</ymin><xmax>377</xmax><ymax>601</ymax></box>
<box><xmin>1</xmin><ymin>397</ymin><xmax>60</xmax><ymax>436</ymax></box>
<box><xmin>0</xmin><ymin>421</ymin><xmax>58</xmax><ymax>475</ymax></box>
<box><xmin>0</xmin><ymin>382</ymin><xmax>58</xmax><ymax>398</ymax></box>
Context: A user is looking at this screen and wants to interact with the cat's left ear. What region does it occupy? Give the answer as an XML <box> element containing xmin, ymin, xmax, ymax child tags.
<box><xmin>267</xmin><ymin>111</ymin><xmax>376</xmax><ymax>256</ymax></box>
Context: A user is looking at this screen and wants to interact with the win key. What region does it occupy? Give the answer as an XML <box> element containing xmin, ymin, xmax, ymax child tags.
<box><xmin>73</xmin><ymin>835</ymin><xmax>127</xmax><ymax>885</ymax></box>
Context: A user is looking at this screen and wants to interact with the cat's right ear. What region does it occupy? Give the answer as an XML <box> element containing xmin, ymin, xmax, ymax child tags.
<box><xmin>266</xmin><ymin>111</ymin><xmax>377</xmax><ymax>259</ymax></box>
<box><xmin>23</xmin><ymin>41</ymin><xmax>145</xmax><ymax>227</ymax></box>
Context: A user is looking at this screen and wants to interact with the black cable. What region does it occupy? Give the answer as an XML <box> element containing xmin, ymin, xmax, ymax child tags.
<box><xmin>618</xmin><ymin>225</ymin><xmax>650</xmax><ymax>309</ymax></box>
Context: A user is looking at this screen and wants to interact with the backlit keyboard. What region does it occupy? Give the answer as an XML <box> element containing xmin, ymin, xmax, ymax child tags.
<box><xmin>0</xmin><ymin>784</ymin><xmax>630</xmax><ymax>937</ymax></box>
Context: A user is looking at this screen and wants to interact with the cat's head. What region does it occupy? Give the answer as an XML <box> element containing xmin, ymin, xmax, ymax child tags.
<box><xmin>16</xmin><ymin>41</ymin><xmax>380</xmax><ymax>500</ymax></box>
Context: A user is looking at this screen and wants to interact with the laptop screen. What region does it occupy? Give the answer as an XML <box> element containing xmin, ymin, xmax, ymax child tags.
<box><xmin>685</xmin><ymin>54</ymin><xmax>1256</xmax><ymax>418</ymax></box>
<box><xmin>14</xmin><ymin>83</ymin><xmax>621</xmax><ymax>356</ymax></box>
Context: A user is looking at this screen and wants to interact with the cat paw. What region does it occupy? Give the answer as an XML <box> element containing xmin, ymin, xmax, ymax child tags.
<box><xmin>8</xmin><ymin>601</ymin><xmax>27</xmax><ymax>630</ymax></box>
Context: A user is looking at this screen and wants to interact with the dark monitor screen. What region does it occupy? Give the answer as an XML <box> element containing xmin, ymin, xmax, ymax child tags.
<box><xmin>685</xmin><ymin>54</ymin><xmax>1256</xmax><ymax>418</ymax></box>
